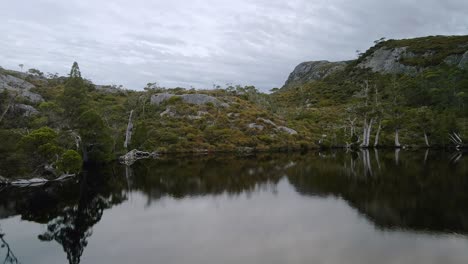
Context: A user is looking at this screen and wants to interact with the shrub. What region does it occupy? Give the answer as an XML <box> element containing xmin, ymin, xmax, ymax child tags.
<box><xmin>57</xmin><ymin>149</ymin><xmax>82</xmax><ymax>174</ymax></box>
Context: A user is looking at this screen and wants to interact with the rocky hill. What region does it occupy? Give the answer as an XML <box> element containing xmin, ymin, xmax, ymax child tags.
<box><xmin>275</xmin><ymin>35</ymin><xmax>468</xmax><ymax>149</ymax></box>
<box><xmin>1</xmin><ymin>34</ymin><xmax>467</xmax><ymax>179</ymax></box>
<box><xmin>283</xmin><ymin>35</ymin><xmax>468</xmax><ymax>89</ymax></box>
<box><xmin>283</xmin><ymin>60</ymin><xmax>348</xmax><ymax>88</ymax></box>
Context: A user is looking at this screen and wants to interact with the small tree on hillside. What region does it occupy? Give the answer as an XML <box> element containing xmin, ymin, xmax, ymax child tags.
<box><xmin>61</xmin><ymin>62</ymin><xmax>88</xmax><ymax>122</ymax></box>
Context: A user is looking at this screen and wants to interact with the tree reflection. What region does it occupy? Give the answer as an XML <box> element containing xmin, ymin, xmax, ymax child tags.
<box><xmin>0</xmin><ymin>231</ymin><xmax>19</xmax><ymax>264</ymax></box>
<box><xmin>0</xmin><ymin>150</ymin><xmax>467</xmax><ymax>264</ymax></box>
<box><xmin>128</xmin><ymin>154</ymin><xmax>289</xmax><ymax>204</ymax></box>
<box><xmin>34</xmin><ymin>166</ymin><xmax>127</xmax><ymax>264</ymax></box>
<box><xmin>38</xmin><ymin>175</ymin><xmax>108</xmax><ymax>264</ymax></box>
<box><xmin>287</xmin><ymin>150</ymin><xmax>468</xmax><ymax>234</ymax></box>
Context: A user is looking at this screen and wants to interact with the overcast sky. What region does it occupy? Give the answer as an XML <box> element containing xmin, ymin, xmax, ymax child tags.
<box><xmin>1</xmin><ymin>0</ymin><xmax>467</xmax><ymax>91</ymax></box>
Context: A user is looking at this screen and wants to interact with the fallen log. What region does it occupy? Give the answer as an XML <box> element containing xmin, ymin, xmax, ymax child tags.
<box><xmin>0</xmin><ymin>174</ymin><xmax>75</xmax><ymax>187</ymax></box>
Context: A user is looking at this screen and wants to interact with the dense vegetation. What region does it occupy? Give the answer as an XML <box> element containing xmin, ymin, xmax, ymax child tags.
<box><xmin>0</xmin><ymin>35</ymin><xmax>467</xmax><ymax>179</ymax></box>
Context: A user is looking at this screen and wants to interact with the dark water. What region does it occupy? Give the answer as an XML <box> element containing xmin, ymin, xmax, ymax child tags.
<box><xmin>0</xmin><ymin>150</ymin><xmax>467</xmax><ymax>264</ymax></box>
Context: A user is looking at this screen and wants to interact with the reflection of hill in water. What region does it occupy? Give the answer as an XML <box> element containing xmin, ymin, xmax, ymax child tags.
<box><xmin>127</xmin><ymin>151</ymin><xmax>468</xmax><ymax>235</ymax></box>
<box><xmin>0</xmin><ymin>150</ymin><xmax>467</xmax><ymax>263</ymax></box>
<box><xmin>286</xmin><ymin>150</ymin><xmax>468</xmax><ymax>234</ymax></box>
<box><xmin>129</xmin><ymin>155</ymin><xmax>287</xmax><ymax>201</ymax></box>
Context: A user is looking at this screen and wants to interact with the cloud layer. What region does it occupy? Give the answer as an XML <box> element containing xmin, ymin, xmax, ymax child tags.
<box><xmin>1</xmin><ymin>0</ymin><xmax>468</xmax><ymax>91</ymax></box>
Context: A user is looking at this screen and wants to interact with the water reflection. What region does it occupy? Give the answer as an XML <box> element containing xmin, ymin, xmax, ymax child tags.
<box><xmin>0</xmin><ymin>230</ymin><xmax>19</xmax><ymax>264</ymax></box>
<box><xmin>0</xmin><ymin>167</ymin><xmax>127</xmax><ymax>264</ymax></box>
<box><xmin>0</xmin><ymin>150</ymin><xmax>466</xmax><ymax>263</ymax></box>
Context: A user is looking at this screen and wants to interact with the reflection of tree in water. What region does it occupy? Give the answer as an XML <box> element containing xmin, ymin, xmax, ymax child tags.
<box><xmin>0</xmin><ymin>230</ymin><xmax>19</xmax><ymax>264</ymax></box>
<box><xmin>129</xmin><ymin>154</ymin><xmax>290</xmax><ymax>204</ymax></box>
<box><xmin>37</xmin><ymin>168</ymin><xmax>126</xmax><ymax>264</ymax></box>
<box><xmin>287</xmin><ymin>150</ymin><xmax>468</xmax><ymax>234</ymax></box>
<box><xmin>1</xmin><ymin>151</ymin><xmax>466</xmax><ymax>263</ymax></box>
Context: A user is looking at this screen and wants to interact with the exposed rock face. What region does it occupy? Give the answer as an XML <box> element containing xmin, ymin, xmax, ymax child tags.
<box><xmin>180</xmin><ymin>94</ymin><xmax>226</xmax><ymax>106</ymax></box>
<box><xmin>285</xmin><ymin>42</ymin><xmax>468</xmax><ymax>85</ymax></box>
<box><xmin>256</xmin><ymin>118</ymin><xmax>298</xmax><ymax>135</ymax></box>
<box><xmin>150</xmin><ymin>93</ymin><xmax>228</xmax><ymax>107</ymax></box>
<box><xmin>150</xmin><ymin>93</ymin><xmax>174</xmax><ymax>105</ymax></box>
<box><xmin>283</xmin><ymin>60</ymin><xmax>347</xmax><ymax>88</ymax></box>
<box><xmin>257</xmin><ymin>118</ymin><xmax>278</xmax><ymax>127</ymax></box>
<box><xmin>459</xmin><ymin>51</ymin><xmax>468</xmax><ymax>69</ymax></box>
<box><xmin>444</xmin><ymin>51</ymin><xmax>468</xmax><ymax>69</ymax></box>
<box><xmin>13</xmin><ymin>104</ymin><xmax>39</xmax><ymax>117</ymax></box>
<box><xmin>358</xmin><ymin>47</ymin><xmax>468</xmax><ymax>74</ymax></box>
<box><xmin>0</xmin><ymin>73</ymin><xmax>44</xmax><ymax>102</ymax></box>
<box><xmin>357</xmin><ymin>47</ymin><xmax>418</xmax><ymax>75</ymax></box>
<box><xmin>247</xmin><ymin>123</ymin><xmax>264</xmax><ymax>130</ymax></box>
<box><xmin>277</xmin><ymin>126</ymin><xmax>298</xmax><ymax>135</ymax></box>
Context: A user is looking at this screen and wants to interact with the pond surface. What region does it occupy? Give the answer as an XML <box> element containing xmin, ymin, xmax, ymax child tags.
<box><xmin>0</xmin><ymin>150</ymin><xmax>467</xmax><ymax>264</ymax></box>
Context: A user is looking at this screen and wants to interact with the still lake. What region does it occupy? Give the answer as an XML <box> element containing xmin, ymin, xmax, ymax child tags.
<box><xmin>0</xmin><ymin>150</ymin><xmax>467</xmax><ymax>264</ymax></box>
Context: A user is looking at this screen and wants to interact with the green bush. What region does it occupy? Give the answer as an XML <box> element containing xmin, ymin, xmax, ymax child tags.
<box><xmin>57</xmin><ymin>149</ymin><xmax>83</xmax><ymax>174</ymax></box>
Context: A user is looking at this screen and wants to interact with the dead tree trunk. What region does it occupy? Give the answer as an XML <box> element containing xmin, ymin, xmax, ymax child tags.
<box><xmin>395</xmin><ymin>128</ymin><xmax>401</xmax><ymax>148</ymax></box>
<box><xmin>360</xmin><ymin>118</ymin><xmax>374</xmax><ymax>148</ymax></box>
<box><xmin>449</xmin><ymin>132</ymin><xmax>463</xmax><ymax>149</ymax></box>
<box><xmin>374</xmin><ymin>120</ymin><xmax>382</xmax><ymax>147</ymax></box>
<box><xmin>124</xmin><ymin>110</ymin><xmax>134</xmax><ymax>149</ymax></box>
<box><xmin>366</xmin><ymin>118</ymin><xmax>374</xmax><ymax>146</ymax></box>
<box><xmin>424</xmin><ymin>130</ymin><xmax>430</xmax><ymax>147</ymax></box>
<box><xmin>360</xmin><ymin>119</ymin><xmax>368</xmax><ymax>148</ymax></box>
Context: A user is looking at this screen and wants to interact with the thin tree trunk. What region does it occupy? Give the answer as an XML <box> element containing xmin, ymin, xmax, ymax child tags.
<box><xmin>366</xmin><ymin>118</ymin><xmax>374</xmax><ymax>146</ymax></box>
<box><xmin>374</xmin><ymin>121</ymin><xmax>382</xmax><ymax>147</ymax></box>
<box><xmin>124</xmin><ymin>110</ymin><xmax>134</xmax><ymax>149</ymax></box>
<box><xmin>395</xmin><ymin>128</ymin><xmax>401</xmax><ymax>148</ymax></box>
<box><xmin>424</xmin><ymin>130</ymin><xmax>430</xmax><ymax>147</ymax></box>
<box><xmin>360</xmin><ymin>119</ymin><xmax>368</xmax><ymax>148</ymax></box>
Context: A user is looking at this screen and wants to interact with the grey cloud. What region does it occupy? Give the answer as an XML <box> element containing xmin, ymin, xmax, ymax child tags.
<box><xmin>1</xmin><ymin>0</ymin><xmax>467</xmax><ymax>91</ymax></box>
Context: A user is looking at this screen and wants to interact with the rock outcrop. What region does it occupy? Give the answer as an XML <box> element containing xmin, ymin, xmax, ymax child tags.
<box><xmin>283</xmin><ymin>60</ymin><xmax>348</xmax><ymax>88</ymax></box>
<box><xmin>0</xmin><ymin>73</ymin><xmax>44</xmax><ymax>102</ymax></box>
<box><xmin>444</xmin><ymin>50</ymin><xmax>468</xmax><ymax>69</ymax></box>
<box><xmin>150</xmin><ymin>93</ymin><xmax>228</xmax><ymax>107</ymax></box>
<box><xmin>13</xmin><ymin>104</ymin><xmax>39</xmax><ymax>117</ymax></box>
<box><xmin>357</xmin><ymin>47</ymin><xmax>419</xmax><ymax>75</ymax></box>
<box><xmin>256</xmin><ymin>118</ymin><xmax>298</xmax><ymax>135</ymax></box>
<box><xmin>284</xmin><ymin>37</ymin><xmax>468</xmax><ymax>87</ymax></box>
<box><xmin>0</xmin><ymin>73</ymin><xmax>44</xmax><ymax>103</ymax></box>
<box><xmin>357</xmin><ymin>45</ymin><xmax>468</xmax><ymax>74</ymax></box>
